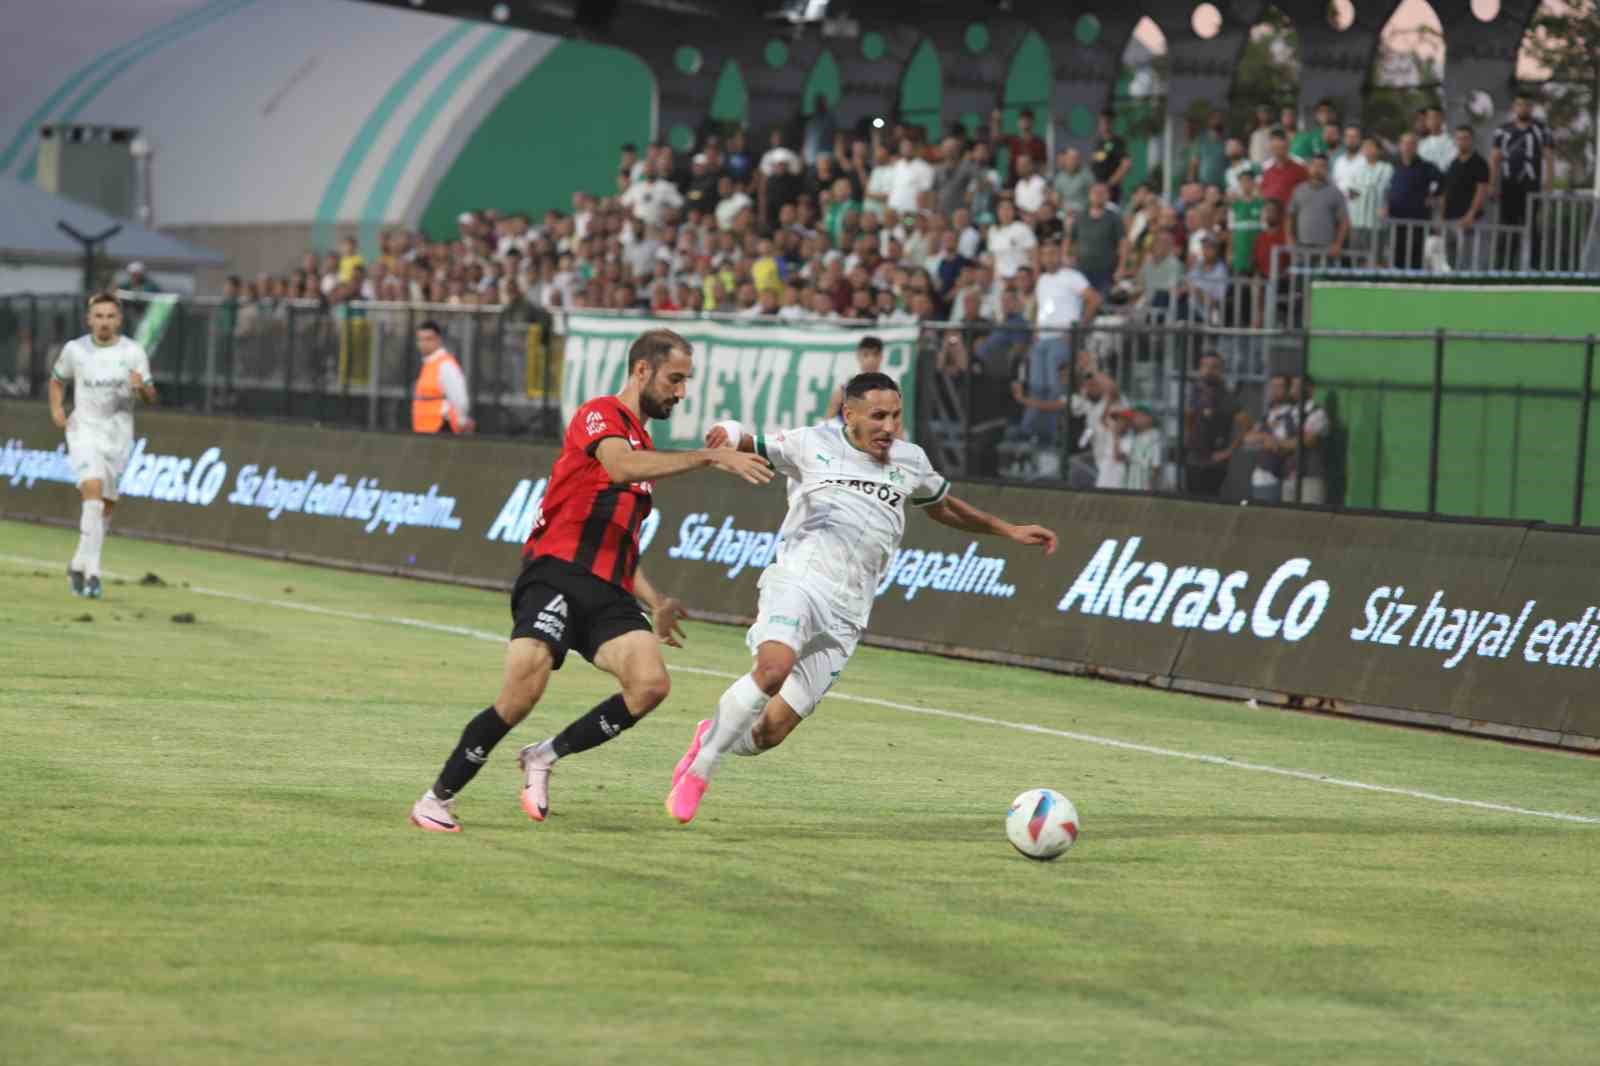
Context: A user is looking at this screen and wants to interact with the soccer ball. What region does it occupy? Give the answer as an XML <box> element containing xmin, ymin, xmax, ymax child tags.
<box><xmin>1006</xmin><ymin>788</ymin><xmax>1080</xmax><ymax>861</ymax></box>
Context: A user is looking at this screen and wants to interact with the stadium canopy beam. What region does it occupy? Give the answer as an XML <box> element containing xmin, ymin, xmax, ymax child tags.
<box><xmin>359</xmin><ymin>0</ymin><xmax>1547</xmax><ymax>151</ymax></box>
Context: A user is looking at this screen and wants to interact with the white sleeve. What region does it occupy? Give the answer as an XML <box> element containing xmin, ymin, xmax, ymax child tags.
<box><xmin>52</xmin><ymin>341</ymin><xmax>76</xmax><ymax>382</ymax></box>
<box><xmin>438</xmin><ymin>358</ymin><xmax>470</xmax><ymax>419</ymax></box>
<box><xmin>133</xmin><ymin>343</ymin><xmax>154</xmax><ymax>384</ymax></box>
<box><xmin>755</xmin><ymin>426</ymin><xmax>807</xmax><ymax>479</ymax></box>
<box><xmin>909</xmin><ymin>449</ymin><xmax>950</xmax><ymax>508</ymax></box>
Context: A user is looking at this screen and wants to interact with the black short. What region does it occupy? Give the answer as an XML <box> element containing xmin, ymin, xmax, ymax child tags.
<box><xmin>510</xmin><ymin>556</ymin><xmax>651</xmax><ymax>670</ymax></box>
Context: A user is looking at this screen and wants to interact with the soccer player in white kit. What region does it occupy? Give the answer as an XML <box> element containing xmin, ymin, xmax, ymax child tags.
<box><xmin>47</xmin><ymin>293</ymin><xmax>157</xmax><ymax>598</ymax></box>
<box><xmin>665</xmin><ymin>372</ymin><xmax>1058</xmax><ymax>823</ymax></box>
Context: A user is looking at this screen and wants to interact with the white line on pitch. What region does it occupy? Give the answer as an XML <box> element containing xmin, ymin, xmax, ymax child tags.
<box><xmin>4</xmin><ymin>551</ymin><xmax>1597</xmax><ymax>825</ymax></box>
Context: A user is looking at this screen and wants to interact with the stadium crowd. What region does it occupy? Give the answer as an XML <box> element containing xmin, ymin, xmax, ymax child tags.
<box><xmin>231</xmin><ymin>93</ymin><xmax>1551</xmax><ymax>493</ymax></box>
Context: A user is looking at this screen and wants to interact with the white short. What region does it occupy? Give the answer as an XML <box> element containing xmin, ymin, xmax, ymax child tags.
<box><xmin>65</xmin><ymin>425</ymin><xmax>132</xmax><ymax>500</ymax></box>
<box><xmin>746</xmin><ymin>578</ymin><xmax>862</xmax><ymax>719</ymax></box>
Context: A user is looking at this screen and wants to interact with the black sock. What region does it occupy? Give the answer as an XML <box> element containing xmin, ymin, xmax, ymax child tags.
<box><xmin>550</xmin><ymin>694</ymin><xmax>635</xmax><ymax>759</ymax></box>
<box><xmin>433</xmin><ymin>707</ymin><xmax>512</xmax><ymax>800</ymax></box>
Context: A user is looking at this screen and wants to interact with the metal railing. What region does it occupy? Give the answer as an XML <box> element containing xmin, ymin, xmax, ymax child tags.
<box><xmin>0</xmin><ymin>293</ymin><xmax>566</xmax><ymax>438</ymax></box>
<box><xmin>1524</xmin><ymin>191</ymin><xmax>1600</xmax><ymax>273</ymax></box>
<box><xmin>915</xmin><ymin>318</ymin><xmax>1600</xmax><ymax>526</ymax></box>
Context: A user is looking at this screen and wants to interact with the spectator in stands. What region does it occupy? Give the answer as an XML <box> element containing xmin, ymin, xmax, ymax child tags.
<box><xmin>1186</xmin><ymin>235</ymin><xmax>1230</xmax><ymax>322</ymax></box>
<box><xmin>714</xmin><ymin>176</ymin><xmax>752</xmax><ymax>230</ymax></box>
<box><xmin>1123</xmin><ymin>406</ymin><xmax>1163</xmax><ymax>492</ymax></box>
<box><xmin>988</xmin><ymin>197</ymin><xmax>1036</xmax><ymax>280</ymax></box>
<box><xmin>1387</xmin><ymin>133</ymin><xmax>1443</xmax><ymax>269</ymax></box>
<box><xmin>1292</xmin><ymin>100</ymin><xmax>1335</xmax><ymax>160</ymax></box>
<box><xmin>1279</xmin><ymin>106</ymin><xmax>1303</xmax><ymax>155</ymax></box>
<box><xmin>1332</xmin><ymin>126</ymin><xmax>1364</xmax><ymax>194</ymax></box>
<box><xmin>1132</xmin><ymin>229</ymin><xmax>1183</xmax><ymax>316</ymax></box>
<box><xmin>1223</xmin><ymin>138</ymin><xmax>1253</xmax><ymax>197</ymax></box>
<box><xmin>1248</xmin><ymin>104</ymin><xmax>1275</xmax><ymax>164</ymax></box>
<box><xmin>887</xmin><ymin>137</ymin><xmax>934</xmax><ymax>214</ymax></box>
<box><xmin>1491</xmin><ymin>93</ymin><xmax>1554</xmax><ymax>228</ymax></box>
<box><xmin>685</xmin><ymin>152</ymin><xmax>721</xmax><ymax>215</ymax></box>
<box><xmin>1442</xmin><ymin>125</ymin><xmax>1491</xmax><ymax>232</ymax></box>
<box><xmin>1013</xmin><ymin>153</ymin><xmax>1049</xmax><ymax>217</ymax></box>
<box><xmin>1229</xmin><ymin>168</ymin><xmax>1264</xmax><ymax>276</ymax></box>
<box><xmin>974</xmin><ymin>287</ymin><xmax>1029</xmax><ymax>372</ymax></box>
<box><xmin>1289</xmin><ymin>155</ymin><xmax>1350</xmax><ymax>255</ymax></box>
<box><xmin>1027</xmin><ymin>239</ymin><xmax>1099</xmax><ymax>432</ymax></box>
<box><xmin>992</xmin><ymin>107</ymin><xmax>1047</xmax><ymax>184</ymax></box>
<box><xmin>802</xmin><ymin>96</ymin><xmax>836</xmax><ymax>165</ymax></box>
<box><xmin>1090</xmin><ymin>109</ymin><xmax>1130</xmax><ymax>202</ymax></box>
<box><xmin>1259</xmin><ymin>130</ymin><xmax>1308</xmax><ymax>207</ymax></box>
<box><xmin>1186</xmin><ymin>110</ymin><xmax>1228</xmax><ymax>189</ymax></box>
<box><xmin>1183</xmin><ymin>350</ymin><xmax>1246</xmax><ymax>497</ymax></box>
<box><xmin>1245</xmin><ymin>373</ymin><xmax>1290</xmax><ymax>502</ymax></box>
<box><xmin>1418</xmin><ymin>105</ymin><xmax>1455</xmax><ymax>174</ymax></box>
<box><xmin>1053</xmin><ymin>147</ymin><xmax>1092</xmax><ymax>217</ymax></box>
<box><xmin>1068</xmin><ymin>183</ymin><xmax>1126</xmax><ymax>296</ymax></box>
<box><xmin>1345</xmin><ymin>135</ymin><xmax>1393</xmax><ymax>242</ymax></box>
<box><xmin>933</xmin><ymin>134</ymin><xmax>979</xmax><ymax>216</ymax></box>
<box><xmin>621</xmin><ymin>161</ymin><xmax>684</xmax><ymax>226</ymax></box>
<box><xmin>1282</xmin><ymin>375</ymin><xmax>1329</xmax><ymax>504</ymax></box>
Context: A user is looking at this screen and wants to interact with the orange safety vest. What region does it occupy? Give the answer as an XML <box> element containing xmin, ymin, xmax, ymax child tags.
<box><xmin>412</xmin><ymin>350</ymin><xmax>463</xmax><ymax>433</ymax></box>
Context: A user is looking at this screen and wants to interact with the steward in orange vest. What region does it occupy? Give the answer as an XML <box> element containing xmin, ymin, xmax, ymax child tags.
<box><xmin>411</xmin><ymin>320</ymin><xmax>474</xmax><ymax>433</ymax></box>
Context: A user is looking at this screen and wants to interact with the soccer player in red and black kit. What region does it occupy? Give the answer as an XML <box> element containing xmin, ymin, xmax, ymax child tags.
<box><xmin>410</xmin><ymin>329</ymin><xmax>772</xmax><ymax>832</ymax></box>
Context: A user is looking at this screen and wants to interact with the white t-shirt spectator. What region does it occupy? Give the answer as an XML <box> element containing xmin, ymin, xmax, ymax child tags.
<box><xmin>987</xmin><ymin>220</ymin><xmax>1037</xmax><ymax>279</ymax></box>
<box><xmin>1035</xmin><ymin>266</ymin><xmax>1091</xmax><ymax>328</ymax></box>
<box><xmin>888</xmin><ymin>157</ymin><xmax>935</xmax><ymax>213</ymax></box>
<box><xmin>620</xmin><ymin>179</ymin><xmax>683</xmax><ymax>227</ymax></box>
<box><xmin>1093</xmin><ymin>422</ymin><xmax>1128</xmax><ymax>490</ymax></box>
<box><xmin>956</xmin><ymin>223</ymin><xmax>982</xmax><ymax>260</ymax></box>
<box><xmin>1331</xmin><ymin>151</ymin><xmax>1365</xmax><ymax>198</ymax></box>
<box><xmin>866</xmin><ymin>165</ymin><xmax>896</xmax><ymax>212</ymax></box>
<box><xmin>1014</xmin><ymin>174</ymin><xmax>1049</xmax><ymax>216</ymax></box>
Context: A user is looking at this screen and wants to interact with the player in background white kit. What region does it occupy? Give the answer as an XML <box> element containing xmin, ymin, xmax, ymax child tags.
<box><xmin>665</xmin><ymin>372</ymin><xmax>1058</xmax><ymax>823</ymax></box>
<box><xmin>47</xmin><ymin>293</ymin><xmax>157</xmax><ymax>599</ymax></box>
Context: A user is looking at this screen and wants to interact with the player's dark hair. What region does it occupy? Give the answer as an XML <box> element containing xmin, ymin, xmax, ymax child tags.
<box><xmin>844</xmin><ymin>372</ymin><xmax>899</xmax><ymax>401</ymax></box>
<box><xmin>417</xmin><ymin>319</ymin><xmax>443</xmax><ymax>336</ymax></box>
<box><xmin>86</xmin><ymin>291</ymin><xmax>121</xmax><ymax>311</ymax></box>
<box><xmin>857</xmin><ymin>335</ymin><xmax>884</xmax><ymax>353</ymax></box>
<box><xmin>628</xmin><ymin>328</ymin><xmax>690</xmax><ymax>373</ymax></box>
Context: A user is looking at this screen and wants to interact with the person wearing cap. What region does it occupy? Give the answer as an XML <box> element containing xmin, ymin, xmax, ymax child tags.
<box><xmin>119</xmin><ymin>261</ymin><xmax>161</xmax><ymax>293</ymax></box>
<box><xmin>685</xmin><ymin>152</ymin><xmax>721</xmax><ymax>214</ymax></box>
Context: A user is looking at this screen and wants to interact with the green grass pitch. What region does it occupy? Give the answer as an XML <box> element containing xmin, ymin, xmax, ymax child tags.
<box><xmin>2</xmin><ymin>518</ymin><xmax>1597</xmax><ymax>1065</ymax></box>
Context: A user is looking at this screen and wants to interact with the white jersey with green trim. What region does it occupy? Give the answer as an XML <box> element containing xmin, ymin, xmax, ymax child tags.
<box><xmin>756</xmin><ymin>422</ymin><xmax>950</xmax><ymax>627</ymax></box>
<box><xmin>52</xmin><ymin>334</ymin><xmax>152</xmax><ymax>450</ymax></box>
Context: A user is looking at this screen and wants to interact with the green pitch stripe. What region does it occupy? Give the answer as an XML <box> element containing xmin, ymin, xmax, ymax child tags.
<box><xmin>312</xmin><ymin>22</ymin><xmax>475</xmax><ymax>254</ymax></box>
<box><xmin>0</xmin><ymin>0</ymin><xmax>239</xmax><ymax>176</ymax></box>
<box><xmin>357</xmin><ymin>27</ymin><xmax>509</xmax><ymax>256</ymax></box>
<box><xmin>15</xmin><ymin>0</ymin><xmax>259</xmax><ymax>183</ymax></box>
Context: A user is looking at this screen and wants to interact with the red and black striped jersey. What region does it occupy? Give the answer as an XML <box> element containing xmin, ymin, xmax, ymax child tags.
<box><xmin>524</xmin><ymin>396</ymin><xmax>654</xmax><ymax>592</ymax></box>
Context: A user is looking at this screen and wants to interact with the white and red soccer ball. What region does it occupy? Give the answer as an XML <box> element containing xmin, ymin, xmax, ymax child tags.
<box><xmin>1006</xmin><ymin>788</ymin><xmax>1080</xmax><ymax>861</ymax></box>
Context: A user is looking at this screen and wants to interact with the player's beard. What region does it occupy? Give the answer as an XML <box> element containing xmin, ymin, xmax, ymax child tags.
<box><xmin>640</xmin><ymin>374</ymin><xmax>675</xmax><ymax>420</ymax></box>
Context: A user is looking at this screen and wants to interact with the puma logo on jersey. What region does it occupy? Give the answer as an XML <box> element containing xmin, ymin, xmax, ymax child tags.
<box><xmin>815</xmin><ymin>451</ymin><xmax>834</xmax><ymax>466</ymax></box>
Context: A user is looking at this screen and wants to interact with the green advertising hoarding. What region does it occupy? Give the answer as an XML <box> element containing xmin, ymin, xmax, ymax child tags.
<box><xmin>1307</xmin><ymin>282</ymin><xmax>1600</xmax><ymax>523</ymax></box>
<box><xmin>559</xmin><ymin>315</ymin><xmax>920</xmax><ymax>449</ymax></box>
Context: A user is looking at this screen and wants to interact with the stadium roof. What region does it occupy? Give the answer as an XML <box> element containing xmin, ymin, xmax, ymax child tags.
<box><xmin>0</xmin><ymin>175</ymin><xmax>224</xmax><ymax>269</ymax></box>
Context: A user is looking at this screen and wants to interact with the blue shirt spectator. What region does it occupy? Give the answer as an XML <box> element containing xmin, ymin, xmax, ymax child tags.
<box><xmin>1386</xmin><ymin>135</ymin><xmax>1442</xmax><ymax>221</ymax></box>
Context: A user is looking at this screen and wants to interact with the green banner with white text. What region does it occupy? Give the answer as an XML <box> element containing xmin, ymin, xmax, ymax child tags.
<box><xmin>558</xmin><ymin>315</ymin><xmax>919</xmax><ymax>449</ymax></box>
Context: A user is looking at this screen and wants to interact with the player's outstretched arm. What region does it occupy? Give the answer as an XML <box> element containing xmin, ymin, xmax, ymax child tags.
<box><xmin>594</xmin><ymin>437</ymin><xmax>772</xmax><ymax>486</ymax></box>
<box><xmin>704</xmin><ymin>420</ymin><xmax>756</xmax><ymax>453</ymax></box>
<box><xmin>925</xmin><ymin>494</ymin><xmax>1058</xmax><ymax>555</ymax></box>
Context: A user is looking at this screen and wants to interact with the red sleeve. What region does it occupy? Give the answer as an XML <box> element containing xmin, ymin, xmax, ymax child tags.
<box><xmin>573</xmin><ymin>399</ymin><xmax>631</xmax><ymax>457</ymax></box>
